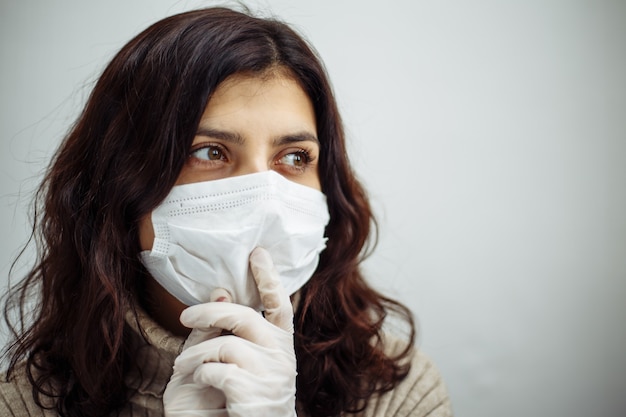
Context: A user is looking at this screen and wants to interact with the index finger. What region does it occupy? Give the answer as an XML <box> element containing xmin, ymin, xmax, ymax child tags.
<box><xmin>249</xmin><ymin>247</ymin><xmax>293</xmax><ymax>332</ymax></box>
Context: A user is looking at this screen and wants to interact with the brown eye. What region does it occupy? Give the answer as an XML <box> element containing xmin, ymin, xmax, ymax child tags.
<box><xmin>191</xmin><ymin>145</ymin><xmax>226</xmax><ymax>161</ymax></box>
<box><xmin>278</xmin><ymin>151</ymin><xmax>310</xmax><ymax>168</ymax></box>
<box><xmin>285</xmin><ymin>153</ymin><xmax>303</xmax><ymax>166</ymax></box>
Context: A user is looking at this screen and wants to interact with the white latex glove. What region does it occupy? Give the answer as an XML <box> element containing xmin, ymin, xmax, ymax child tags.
<box><xmin>165</xmin><ymin>247</ymin><xmax>297</xmax><ymax>417</ymax></box>
<box><xmin>163</xmin><ymin>289</ymin><xmax>232</xmax><ymax>416</ymax></box>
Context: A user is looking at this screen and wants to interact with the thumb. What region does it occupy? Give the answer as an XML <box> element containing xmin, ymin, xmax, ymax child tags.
<box><xmin>249</xmin><ymin>247</ymin><xmax>293</xmax><ymax>332</ymax></box>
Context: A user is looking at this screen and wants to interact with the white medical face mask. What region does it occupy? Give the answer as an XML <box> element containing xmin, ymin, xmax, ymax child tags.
<box><xmin>139</xmin><ymin>170</ymin><xmax>330</xmax><ymax>310</ymax></box>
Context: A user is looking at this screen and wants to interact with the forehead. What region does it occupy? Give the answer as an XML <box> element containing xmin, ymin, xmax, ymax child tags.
<box><xmin>199</xmin><ymin>72</ymin><xmax>317</xmax><ymax>131</ymax></box>
<box><xmin>208</xmin><ymin>71</ymin><xmax>307</xmax><ymax>105</ymax></box>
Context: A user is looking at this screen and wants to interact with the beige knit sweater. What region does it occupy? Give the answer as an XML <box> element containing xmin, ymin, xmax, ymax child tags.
<box><xmin>0</xmin><ymin>307</ymin><xmax>453</xmax><ymax>416</ymax></box>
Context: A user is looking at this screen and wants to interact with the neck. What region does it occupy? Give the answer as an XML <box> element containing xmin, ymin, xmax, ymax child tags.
<box><xmin>142</xmin><ymin>276</ymin><xmax>191</xmax><ymax>337</ymax></box>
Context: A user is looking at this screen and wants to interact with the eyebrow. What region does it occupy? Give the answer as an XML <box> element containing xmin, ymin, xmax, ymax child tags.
<box><xmin>196</xmin><ymin>128</ymin><xmax>245</xmax><ymax>145</ymax></box>
<box><xmin>273</xmin><ymin>132</ymin><xmax>319</xmax><ymax>147</ymax></box>
<box><xmin>195</xmin><ymin>128</ymin><xmax>319</xmax><ymax>146</ymax></box>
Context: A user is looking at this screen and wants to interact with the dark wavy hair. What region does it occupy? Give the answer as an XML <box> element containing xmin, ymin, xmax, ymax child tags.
<box><xmin>3</xmin><ymin>7</ymin><xmax>415</xmax><ymax>417</ymax></box>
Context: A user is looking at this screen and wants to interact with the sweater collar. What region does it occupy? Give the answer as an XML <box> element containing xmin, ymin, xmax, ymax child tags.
<box><xmin>123</xmin><ymin>304</ymin><xmax>185</xmax><ymax>409</ymax></box>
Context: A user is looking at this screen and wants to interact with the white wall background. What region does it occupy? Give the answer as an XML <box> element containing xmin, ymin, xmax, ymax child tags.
<box><xmin>1</xmin><ymin>1</ymin><xmax>625</xmax><ymax>416</ymax></box>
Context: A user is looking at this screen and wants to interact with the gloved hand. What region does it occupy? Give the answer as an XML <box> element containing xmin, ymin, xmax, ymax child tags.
<box><xmin>164</xmin><ymin>247</ymin><xmax>298</xmax><ymax>417</ymax></box>
<box><xmin>163</xmin><ymin>289</ymin><xmax>231</xmax><ymax>416</ymax></box>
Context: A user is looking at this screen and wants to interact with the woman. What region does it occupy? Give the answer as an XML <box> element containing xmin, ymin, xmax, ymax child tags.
<box><xmin>1</xmin><ymin>7</ymin><xmax>452</xmax><ymax>417</ymax></box>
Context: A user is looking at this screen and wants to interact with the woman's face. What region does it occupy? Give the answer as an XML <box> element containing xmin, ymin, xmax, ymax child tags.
<box><xmin>139</xmin><ymin>72</ymin><xmax>320</xmax><ymax>251</ymax></box>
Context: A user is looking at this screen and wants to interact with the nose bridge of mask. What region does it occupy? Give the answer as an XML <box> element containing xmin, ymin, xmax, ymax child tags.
<box><xmin>153</xmin><ymin>173</ymin><xmax>315</xmax><ymax>250</ymax></box>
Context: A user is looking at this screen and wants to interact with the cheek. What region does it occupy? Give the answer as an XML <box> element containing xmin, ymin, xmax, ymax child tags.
<box><xmin>291</xmin><ymin>167</ymin><xmax>321</xmax><ymax>191</ymax></box>
<box><xmin>311</xmin><ymin>160</ymin><xmax>322</xmax><ymax>191</ymax></box>
<box><xmin>175</xmin><ymin>164</ymin><xmax>230</xmax><ymax>185</ymax></box>
<box><xmin>309</xmin><ymin>170</ymin><xmax>322</xmax><ymax>191</ymax></box>
<box><xmin>138</xmin><ymin>214</ymin><xmax>155</xmax><ymax>251</ymax></box>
